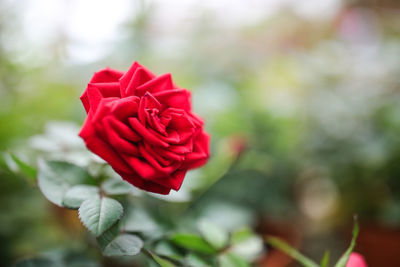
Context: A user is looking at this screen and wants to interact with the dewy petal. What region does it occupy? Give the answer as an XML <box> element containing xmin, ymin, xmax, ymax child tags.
<box><xmin>135</xmin><ymin>73</ymin><xmax>175</xmax><ymax>96</ymax></box>
<box><xmin>90</xmin><ymin>68</ymin><xmax>124</xmax><ymax>83</ymax></box>
<box><xmin>128</xmin><ymin>117</ymin><xmax>169</xmax><ymax>148</ymax></box>
<box><xmin>154</xmin><ymin>89</ymin><xmax>191</xmax><ymax>111</ymax></box>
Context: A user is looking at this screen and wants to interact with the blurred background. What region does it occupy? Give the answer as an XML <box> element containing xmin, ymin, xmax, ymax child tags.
<box><xmin>0</xmin><ymin>0</ymin><xmax>400</xmax><ymax>266</ymax></box>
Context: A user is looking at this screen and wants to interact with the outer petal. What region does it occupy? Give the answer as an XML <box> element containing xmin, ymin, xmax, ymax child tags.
<box><xmin>184</xmin><ymin>131</ymin><xmax>210</xmax><ymax>169</ymax></box>
<box><xmin>90</xmin><ymin>68</ymin><xmax>124</xmax><ymax>83</ymax></box>
<box><xmin>120</xmin><ymin>172</ymin><xmax>171</xmax><ymax>194</ymax></box>
<box><xmin>120</xmin><ymin>62</ymin><xmax>155</xmax><ymax>97</ymax></box>
<box><xmin>79</xmin><ymin>116</ymin><xmax>132</xmax><ymax>174</ymax></box>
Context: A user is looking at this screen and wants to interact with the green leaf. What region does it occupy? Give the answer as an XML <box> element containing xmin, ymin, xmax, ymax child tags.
<box><xmin>154</xmin><ymin>241</ymin><xmax>184</xmax><ymax>260</ymax></box>
<box><xmin>15</xmin><ymin>257</ymin><xmax>55</xmax><ymax>267</ymax></box>
<box><xmin>186</xmin><ymin>253</ymin><xmax>212</xmax><ymax>267</ymax></box>
<box><xmin>266</xmin><ymin>236</ymin><xmax>319</xmax><ymax>267</ymax></box>
<box><xmin>37</xmin><ymin>160</ymin><xmax>92</xmax><ymax>206</ymax></box>
<box><xmin>62</xmin><ymin>185</ymin><xmax>99</xmax><ymax>209</ymax></box>
<box><xmin>334</xmin><ymin>220</ymin><xmax>359</xmax><ymax>267</ymax></box>
<box><xmin>101</xmin><ymin>178</ymin><xmax>134</xmax><ymax>195</ymax></box>
<box><xmin>230</xmin><ymin>228</ymin><xmax>263</xmax><ymax>261</ymax></box>
<box><xmin>149</xmin><ymin>251</ymin><xmax>177</xmax><ymax>267</ymax></box>
<box><xmin>78</xmin><ymin>195</ymin><xmax>123</xmax><ymax>236</ymax></box>
<box><xmin>320</xmin><ymin>251</ymin><xmax>330</xmax><ymax>267</ymax></box>
<box><xmin>103</xmin><ymin>234</ymin><xmax>143</xmax><ymax>257</ymax></box>
<box><xmin>171</xmin><ymin>233</ymin><xmax>218</xmax><ymax>254</ymax></box>
<box><xmin>97</xmin><ymin>222</ymin><xmax>120</xmax><ymax>250</ymax></box>
<box><xmin>198</xmin><ymin>219</ymin><xmax>229</xmax><ymax>249</ymax></box>
<box><xmin>10</xmin><ymin>154</ymin><xmax>37</xmax><ymax>179</ymax></box>
<box><xmin>218</xmin><ymin>253</ymin><xmax>250</xmax><ymax>267</ymax></box>
<box><xmin>231</xmin><ymin>227</ymin><xmax>255</xmax><ymax>244</ymax></box>
<box><xmin>123</xmin><ymin>207</ymin><xmax>159</xmax><ymax>233</ymax></box>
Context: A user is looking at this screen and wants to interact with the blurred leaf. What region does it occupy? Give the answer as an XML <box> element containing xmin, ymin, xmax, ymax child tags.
<box><xmin>231</xmin><ymin>227</ymin><xmax>255</xmax><ymax>244</ymax></box>
<box><xmin>123</xmin><ymin>207</ymin><xmax>159</xmax><ymax>233</ymax></box>
<box><xmin>198</xmin><ymin>219</ymin><xmax>228</xmax><ymax>249</ymax></box>
<box><xmin>171</xmin><ymin>233</ymin><xmax>217</xmax><ymax>254</ymax></box>
<box><xmin>149</xmin><ymin>251</ymin><xmax>177</xmax><ymax>267</ymax></box>
<box><xmin>62</xmin><ymin>185</ymin><xmax>99</xmax><ymax>209</ymax></box>
<box><xmin>101</xmin><ymin>178</ymin><xmax>134</xmax><ymax>195</ymax></box>
<box><xmin>97</xmin><ymin>222</ymin><xmax>120</xmax><ymax>251</ymax></box>
<box><xmin>9</xmin><ymin>153</ymin><xmax>37</xmax><ymax>179</ymax></box>
<box><xmin>103</xmin><ymin>234</ymin><xmax>143</xmax><ymax>257</ymax></box>
<box><xmin>154</xmin><ymin>241</ymin><xmax>184</xmax><ymax>260</ymax></box>
<box><xmin>266</xmin><ymin>236</ymin><xmax>319</xmax><ymax>267</ymax></box>
<box><xmin>37</xmin><ymin>159</ymin><xmax>92</xmax><ymax>206</ymax></box>
<box><xmin>230</xmin><ymin>228</ymin><xmax>263</xmax><ymax>261</ymax></box>
<box><xmin>320</xmin><ymin>251</ymin><xmax>330</xmax><ymax>267</ymax></box>
<box><xmin>15</xmin><ymin>257</ymin><xmax>56</xmax><ymax>267</ymax></box>
<box><xmin>218</xmin><ymin>253</ymin><xmax>250</xmax><ymax>267</ymax></box>
<box><xmin>334</xmin><ymin>220</ymin><xmax>359</xmax><ymax>267</ymax></box>
<box><xmin>78</xmin><ymin>195</ymin><xmax>123</xmax><ymax>237</ymax></box>
<box><xmin>186</xmin><ymin>253</ymin><xmax>212</xmax><ymax>267</ymax></box>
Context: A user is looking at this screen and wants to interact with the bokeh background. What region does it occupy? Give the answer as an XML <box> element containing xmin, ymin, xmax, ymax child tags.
<box><xmin>1</xmin><ymin>0</ymin><xmax>400</xmax><ymax>266</ymax></box>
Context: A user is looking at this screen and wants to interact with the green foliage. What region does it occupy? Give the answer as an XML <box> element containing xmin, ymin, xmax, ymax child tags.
<box><xmin>171</xmin><ymin>233</ymin><xmax>218</xmax><ymax>255</ymax></box>
<box><xmin>97</xmin><ymin>223</ymin><xmax>120</xmax><ymax>251</ymax></box>
<box><xmin>218</xmin><ymin>252</ymin><xmax>250</xmax><ymax>267</ymax></box>
<box><xmin>78</xmin><ymin>195</ymin><xmax>123</xmax><ymax>237</ymax></box>
<box><xmin>101</xmin><ymin>178</ymin><xmax>134</xmax><ymax>195</ymax></box>
<box><xmin>37</xmin><ymin>160</ymin><xmax>92</xmax><ymax>206</ymax></box>
<box><xmin>8</xmin><ymin>153</ymin><xmax>37</xmax><ymax>180</ymax></box>
<box><xmin>198</xmin><ymin>219</ymin><xmax>229</xmax><ymax>249</ymax></box>
<box><xmin>266</xmin><ymin>236</ymin><xmax>319</xmax><ymax>267</ymax></box>
<box><xmin>103</xmin><ymin>234</ymin><xmax>143</xmax><ymax>257</ymax></box>
<box><xmin>62</xmin><ymin>185</ymin><xmax>99</xmax><ymax>209</ymax></box>
<box><xmin>148</xmin><ymin>251</ymin><xmax>177</xmax><ymax>267</ymax></box>
<box><xmin>320</xmin><ymin>251</ymin><xmax>330</xmax><ymax>267</ymax></box>
<box><xmin>334</xmin><ymin>220</ymin><xmax>359</xmax><ymax>267</ymax></box>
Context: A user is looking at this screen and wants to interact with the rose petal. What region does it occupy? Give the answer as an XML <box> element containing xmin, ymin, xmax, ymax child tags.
<box><xmin>89</xmin><ymin>82</ymin><xmax>121</xmax><ymax>98</ymax></box>
<box><xmin>120</xmin><ymin>172</ymin><xmax>171</xmax><ymax>194</ymax></box>
<box><xmin>128</xmin><ymin>118</ymin><xmax>169</xmax><ymax>148</ymax></box>
<box><xmin>184</xmin><ymin>131</ymin><xmax>210</xmax><ymax>169</ymax></box>
<box><xmin>111</xmin><ymin>96</ymin><xmax>140</xmax><ymax>120</ymax></box>
<box><xmin>79</xmin><ymin>116</ymin><xmax>132</xmax><ymax>174</ymax></box>
<box><xmin>124</xmin><ymin>67</ymin><xmax>154</xmax><ymax>97</ymax></box>
<box><xmin>136</xmin><ymin>73</ymin><xmax>175</xmax><ymax>96</ymax></box>
<box><xmin>138</xmin><ymin>92</ymin><xmax>161</xmax><ymax>125</ymax></box>
<box><xmin>151</xmin><ymin>169</ymin><xmax>187</xmax><ymax>191</ymax></box>
<box><xmin>90</xmin><ymin>68</ymin><xmax>124</xmax><ymax>83</ymax></box>
<box><xmin>154</xmin><ymin>89</ymin><xmax>191</xmax><ymax>111</ymax></box>
<box><xmin>139</xmin><ymin>145</ymin><xmax>181</xmax><ymax>174</ymax></box>
<box><xmin>104</xmin><ymin>116</ymin><xmax>141</xmax><ymax>142</ymax></box>
<box><xmin>103</xmin><ymin>118</ymin><xmax>140</xmax><ymax>156</ymax></box>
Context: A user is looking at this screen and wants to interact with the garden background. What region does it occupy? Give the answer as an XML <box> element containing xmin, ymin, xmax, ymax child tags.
<box><xmin>0</xmin><ymin>0</ymin><xmax>399</xmax><ymax>266</ymax></box>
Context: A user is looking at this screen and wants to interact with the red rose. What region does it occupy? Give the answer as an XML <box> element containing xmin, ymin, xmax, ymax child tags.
<box><xmin>79</xmin><ymin>62</ymin><xmax>210</xmax><ymax>194</ymax></box>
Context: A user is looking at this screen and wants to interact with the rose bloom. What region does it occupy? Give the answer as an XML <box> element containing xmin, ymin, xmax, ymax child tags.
<box><xmin>79</xmin><ymin>62</ymin><xmax>210</xmax><ymax>194</ymax></box>
<box><xmin>346</xmin><ymin>252</ymin><xmax>368</xmax><ymax>267</ymax></box>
